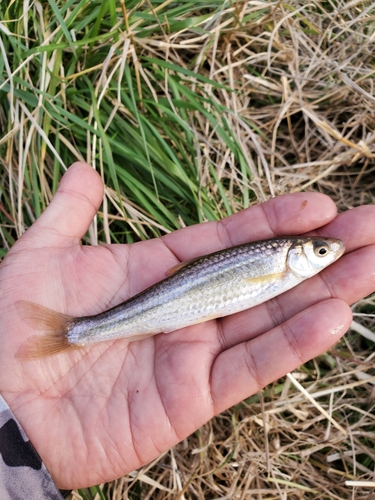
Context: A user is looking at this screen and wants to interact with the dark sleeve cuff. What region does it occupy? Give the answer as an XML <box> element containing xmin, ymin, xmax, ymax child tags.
<box><xmin>0</xmin><ymin>394</ymin><xmax>66</xmax><ymax>499</ymax></box>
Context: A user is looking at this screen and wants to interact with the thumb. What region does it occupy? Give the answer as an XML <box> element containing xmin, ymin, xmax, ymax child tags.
<box><xmin>24</xmin><ymin>163</ymin><xmax>103</xmax><ymax>247</ymax></box>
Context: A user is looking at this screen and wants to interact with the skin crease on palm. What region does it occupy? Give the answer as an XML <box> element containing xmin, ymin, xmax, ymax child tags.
<box><xmin>0</xmin><ymin>163</ymin><xmax>374</xmax><ymax>490</ymax></box>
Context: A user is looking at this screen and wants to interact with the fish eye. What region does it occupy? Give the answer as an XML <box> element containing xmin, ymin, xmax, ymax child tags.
<box><xmin>314</xmin><ymin>242</ymin><xmax>329</xmax><ymax>257</ymax></box>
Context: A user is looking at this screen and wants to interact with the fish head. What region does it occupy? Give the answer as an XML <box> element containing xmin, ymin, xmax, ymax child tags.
<box><xmin>287</xmin><ymin>237</ymin><xmax>345</xmax><ymax>278</ymax></box>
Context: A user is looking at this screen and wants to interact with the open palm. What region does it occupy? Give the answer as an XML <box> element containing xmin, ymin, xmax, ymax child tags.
<box><xmin>0</xmin><ymin>163</ymin><xmax>374</xmax><ymax>490</ymax></box>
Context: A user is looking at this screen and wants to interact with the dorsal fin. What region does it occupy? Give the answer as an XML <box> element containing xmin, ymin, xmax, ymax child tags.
<box><xmin>166</xmin><ymin>257</ymin><xmax>201</xmax><ymax>277</ymax></box>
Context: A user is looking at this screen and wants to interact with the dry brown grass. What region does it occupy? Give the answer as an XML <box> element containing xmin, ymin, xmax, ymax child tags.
<box><xmin>129</xmin><ymin>0</ymin><xmax>375</xmax><ymax>208</ymax></box>
<box><xmin>68</xmin><ymin>1</ymin><xmax>375</xmax><ymax>499</ymax></box>
<box><xmin>1</xmin><ymin>0</ymin><xmax>375</xmax><ymax>498</ymax></box>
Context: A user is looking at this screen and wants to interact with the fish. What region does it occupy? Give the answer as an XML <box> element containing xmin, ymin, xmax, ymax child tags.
<box><xmin>17</xmin><ymin>236</ymin><xmax>345</xmax><ymax>358</ymax></box>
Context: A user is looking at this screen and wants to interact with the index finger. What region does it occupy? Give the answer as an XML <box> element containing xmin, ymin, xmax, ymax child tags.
<box><xmin>162</xmin><ymin>192</ymin><xmax>337</xmax><ymax>261</ymax></box>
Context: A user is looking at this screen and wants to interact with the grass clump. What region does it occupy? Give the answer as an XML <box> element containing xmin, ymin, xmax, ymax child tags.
<box><xmin>1</xmin><ymin>0</ymin><xmax>375</xmax><ymax>498</ymax></box>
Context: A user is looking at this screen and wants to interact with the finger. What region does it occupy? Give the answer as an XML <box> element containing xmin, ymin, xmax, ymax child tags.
<box><xmin>24</xmin><ymin>163</ymin><xmax>103</xmax><ymax>247</ymax></box>
<box><xmin>211</xmin><ymin>299</ymin><xmax>352</xmax><ymax>414</ymax></box>
<box><xmin>311</xmin><ymin>205</ymin><xmax>375</xmax><ymax>253</ymax></box>
<box><xmin>161</xmin><ymin>193</ymin><xmax>337</xmax><ymax>261</ymax></box>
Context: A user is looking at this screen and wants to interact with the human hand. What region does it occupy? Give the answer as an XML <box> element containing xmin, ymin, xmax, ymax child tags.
<box><xmin>0</xmin><ymin>163</ymin><xmax>374</xmax><ymax>489</ymax></box>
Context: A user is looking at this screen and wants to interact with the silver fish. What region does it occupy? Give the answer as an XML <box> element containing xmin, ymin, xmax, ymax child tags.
<box><xmin>18</xmin><ymin>236</ymin><xmax>344</xmax><ymax>357</ymax></box>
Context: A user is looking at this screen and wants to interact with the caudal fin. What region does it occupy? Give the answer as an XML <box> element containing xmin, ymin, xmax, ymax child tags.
<box><xmin>16</xmin><ymin>300</ymin><xmax>77</xmax><ymax>358</ymax></box>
